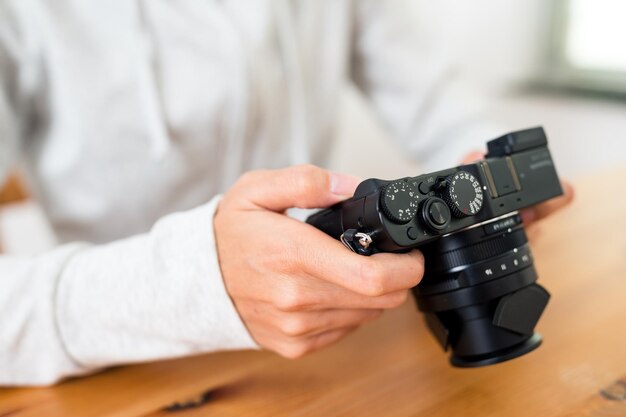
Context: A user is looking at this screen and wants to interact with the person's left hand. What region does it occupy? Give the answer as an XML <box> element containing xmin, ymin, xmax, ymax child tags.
<box><xmin>461</xmin><ymin>151</ymin><xmax>575</xmax><ymax>234</ymax></box>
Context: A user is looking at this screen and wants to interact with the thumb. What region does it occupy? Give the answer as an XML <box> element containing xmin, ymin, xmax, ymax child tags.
<box><xmin>232</xmin><ymin>164</ymin><xmax>361</xmax><ymax>212</ymax></box>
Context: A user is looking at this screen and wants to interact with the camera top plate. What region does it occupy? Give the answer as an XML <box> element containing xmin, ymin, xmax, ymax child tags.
<box><xmin>307</xmin><ymin>127</ymin><xmax>563</xmax><ymax>253</ymax></box>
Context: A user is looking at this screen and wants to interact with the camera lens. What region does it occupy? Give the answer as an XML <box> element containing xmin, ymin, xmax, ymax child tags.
<box><xmin>412</xmin><ymin>214</ymin><xmax>550</xmax><ymax>367</ymax></box>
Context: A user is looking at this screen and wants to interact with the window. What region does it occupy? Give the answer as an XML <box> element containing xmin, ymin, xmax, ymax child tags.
<box><xmin>548</xmin><ymin>0</ymin><xmax>626</xmax><ymax>94</ymax></box>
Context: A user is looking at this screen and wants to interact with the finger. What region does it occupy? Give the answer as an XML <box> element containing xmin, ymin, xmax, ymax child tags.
<box><xmin>218</xmin><ymin>212</ymin><xmax>417</xmax><ymax>308</ymax></box>
<box><xmin>306</xmin><ymin>325</ymin><xmax>357</xmax><ymax>353</ymax></box>
<box><xmin>294</xmin><ymin>309</ymin><xmax>383</xmax><ymax>337</ymax></box>
<box><xmin>281</xmin><ymin>326</ymin><xmax>358</xmax><ymax>359</ymax></box>
<box><xmin>295</xmin><ymin>227</ymin><xmax>425</xmax><ymax>296</ymax></box>
<box><xmin>230</xmin><ymin>263</ymin><xmax>411</xmax><ymax>312</ymax></box>
<box><xmin>520</xmin><ymin>180</ymin><xmax>574</xmax><ymax>224</ymax></box>
<box><xmin>525</xmin><ymin>223</ymin><xmax>542</xmax><ymax>242</ymax></box>
<box><xmin>243</xmin><ymin>306</ymin><xmax>383</xmax><ymax>338</ymax></box>
<box><xmin>278</xmin><ymin>277</ymin><xmax>411</xmax><ymax>311</ymax></box>
<box><xmin>230</xmin><ymin>164</ymin><xmax>361</xmax><ymax>212</ymax></box>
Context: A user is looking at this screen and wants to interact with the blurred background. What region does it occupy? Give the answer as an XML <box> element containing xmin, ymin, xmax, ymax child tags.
<box><xmin>1</xmin><ymin>0</ymin><xmax>626</xmax><ymax>253</ymax></box>
<box><xmin>333</xmin><ymin>0</ymin><xmax>626</xmax><ymax>179</ymax></box>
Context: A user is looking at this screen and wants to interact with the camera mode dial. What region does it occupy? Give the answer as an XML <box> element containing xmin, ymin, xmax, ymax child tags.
<box><xmin>441</xmin><ymin>171</ymin><xmax>484</xmax><ymax>218</ymax></box>
<box><xmin>380</xmin><ymin>180</ymin><xmax>420</xmax><ymax>224</ymax></box>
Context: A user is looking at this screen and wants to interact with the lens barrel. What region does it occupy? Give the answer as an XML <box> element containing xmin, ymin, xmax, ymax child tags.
<box><xmin>412</xmin><ymin>214</ymin><xmax>550</xmax><ymax>367</ymax></box>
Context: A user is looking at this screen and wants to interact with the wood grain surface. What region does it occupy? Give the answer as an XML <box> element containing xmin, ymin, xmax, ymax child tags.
<box><xmin>1</xmin><ymin>166</ymin><xmax>625</xmax><ymax>417</ymax></box>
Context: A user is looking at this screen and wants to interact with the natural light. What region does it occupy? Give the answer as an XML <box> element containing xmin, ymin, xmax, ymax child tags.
<box><xmin>565</xmin><ymin>0</ymin><xmax>626</xmax><ymax>72</ymax></box>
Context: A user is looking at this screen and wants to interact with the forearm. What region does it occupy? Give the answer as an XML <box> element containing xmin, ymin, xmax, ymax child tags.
<box><xmin>0</xmin><ymin>243</ymin><xmax>89</xmax><ymax>385</ymax></box>
<box><xmin>0</xmin><ymin>196</ymin><xmax>257</xmax><ymax>386</ymax></box>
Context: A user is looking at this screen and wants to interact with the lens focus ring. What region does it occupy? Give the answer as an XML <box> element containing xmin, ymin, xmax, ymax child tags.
<box><xmin>433</xmin><ymin>228</ymin><xmax>528</xmax><ymax>273</ymax></box>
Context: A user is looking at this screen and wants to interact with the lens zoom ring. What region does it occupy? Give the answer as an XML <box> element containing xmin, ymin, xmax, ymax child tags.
<box><xmin>435</xmin><ymin>229</ymin><xmax>527</xmax><ymax>271</ymax></box>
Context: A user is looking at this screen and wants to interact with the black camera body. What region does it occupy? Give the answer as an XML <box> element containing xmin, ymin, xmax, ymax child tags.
<box><xmin>307</xmin><ymin>127</ymin><xmax>563</xmax><ymax>367</ymax></box>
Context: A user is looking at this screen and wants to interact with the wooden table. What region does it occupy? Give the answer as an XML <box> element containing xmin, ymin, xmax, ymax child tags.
<box><xmin>1</xmin><ymin>166</ymin><xmax>626</xmax><ymax>417</ymax></box>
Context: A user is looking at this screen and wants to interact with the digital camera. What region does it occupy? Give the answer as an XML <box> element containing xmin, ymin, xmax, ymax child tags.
<box><xmin>307</xmin><ymin>127</ymin><xmax>563</xmax><ymax>367</ymax></box>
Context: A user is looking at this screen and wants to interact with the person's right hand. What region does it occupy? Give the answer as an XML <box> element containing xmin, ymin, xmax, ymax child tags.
<box><xmin>214</xmin><ymin>165</ymin><xmax>425</xmax><ymax>358</ymax></box>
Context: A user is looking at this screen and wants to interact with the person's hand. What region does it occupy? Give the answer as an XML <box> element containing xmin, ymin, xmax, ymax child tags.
<box><xmin>214</xmin><ymin>165</ymin><xmax>425</xmax><ymax>358</ymax></box>
<box><xmin>461</xmin><ymin>151</ymin><xmax>575</xmax><ymax>233</ymax></box>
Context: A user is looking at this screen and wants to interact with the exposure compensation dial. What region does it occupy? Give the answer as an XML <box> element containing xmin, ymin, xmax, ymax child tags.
<box><xmin>442</xmin><ymin>171</ymin><xmax>484</xmax><ymax>218</ymax></box>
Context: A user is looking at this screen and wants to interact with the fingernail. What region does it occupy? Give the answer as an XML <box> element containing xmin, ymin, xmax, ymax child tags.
<box><xmin>330</xmin><ymin>172</ymin><xmax>361</xmax><ymax>197</ymax></box>
<box><xmin>520</xmin><ymin>209</ymin><xmax>536</xmax><ymax>224</ymax></box>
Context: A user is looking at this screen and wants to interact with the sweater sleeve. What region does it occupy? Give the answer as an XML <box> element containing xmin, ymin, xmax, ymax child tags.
<box><xmin>351</xmin><ymin>0</ymin><xmax>505</xmax><ymax>171</ymax></box>
<box><xmin>0</xmin><ymin>196</ymin><xmax>258</xmax><ymax>386</ymax></box>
